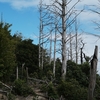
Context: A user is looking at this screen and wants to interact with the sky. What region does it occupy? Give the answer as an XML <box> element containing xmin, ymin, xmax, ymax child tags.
<box><xmin>0</xmin><ymin>0</ymin><xmax>100</xmax><ymax>73</ymax></box>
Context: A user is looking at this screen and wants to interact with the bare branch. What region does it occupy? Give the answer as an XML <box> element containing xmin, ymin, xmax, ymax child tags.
<box><xmin>67</xmin><ymin>9</ymin><xmax>84</xmax><ymax>28</ymax></box>
<box><xmin>66</xmin><ymin>0</ymin><xmax>81</xmax><ymax>15</ymax></box>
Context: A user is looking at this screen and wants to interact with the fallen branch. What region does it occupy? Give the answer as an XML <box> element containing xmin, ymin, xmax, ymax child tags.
<box><xmin>28</xmin><ymin>77</ymin><xmax>48</xmax><ymax>84</ymax></box>
<box><xmin>0</xmin><ymin>81</ymin><xmax>12</xmax><ymax>90</ymax></box>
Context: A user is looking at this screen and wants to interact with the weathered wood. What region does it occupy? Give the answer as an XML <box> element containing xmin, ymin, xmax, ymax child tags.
<box><xmin>16</xmin><ymin>66</ymin><xmax>18</xmax><ymax>80</ymax></box>
<box><xmin>88</xmin><ymin>45</ymin><xmax>98</xmax><ymax>100</ymax></box>
<box><xmin>0</xmin><ymin>81</ymin><xmax>12</xmax><ymax>90</ymax></box>
<box><xmin>0</xmin><ymin>89</ymin><xmax>8</xmax><ymax>95</ymax></box>
<box><xmin>28</xmin><ymin>77</ymin><xmax>48</xmax><ymax>84</ymax></box>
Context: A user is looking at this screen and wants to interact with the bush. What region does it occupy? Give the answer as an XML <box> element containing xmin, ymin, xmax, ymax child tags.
<box><xmin>7</xmin><ymin>93</ymin><xmax>15</xmax><ymax>100</ymax></box>
<box><xmin>41</xmin><ymin>82</ymin><xmax>58</xmax><ymax>99</ymax></box>
<box><xmin>57</xmin><ymin>80</ymin><xmax>88</xmax><ymax>100</ymax></box>
<box><xmin>13</xmin><ymin>79</ymin><xmax>35</xmax><ymax>97</ymax></box>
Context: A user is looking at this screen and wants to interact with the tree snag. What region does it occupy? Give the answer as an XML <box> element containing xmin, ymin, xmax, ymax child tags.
<box><xmin>88</xmin><ymin>45</ymin><xmax>98</xmax><ymax>100</ymax></box>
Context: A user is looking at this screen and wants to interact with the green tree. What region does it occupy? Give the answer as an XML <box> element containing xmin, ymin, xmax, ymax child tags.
<box><xmin>15</xmin><ymin>39</ymin><xmax>39</xmax><ymax>78</ymax></box>
<box><xmin>0</xmin><ymin>22</ymin><xmax>16</xmax><ymax>82</ymax></box>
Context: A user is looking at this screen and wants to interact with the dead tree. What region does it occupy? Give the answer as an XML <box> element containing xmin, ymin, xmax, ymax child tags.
<box><xmin>16</xmin><ymin>66</ymin><xmax>18</xmax><ymax>80</ymax></box>
<box><xmin>38</xmin><ymin>0</ymin><xmax>42</xmax><ymax>68</ymax></box>
<box><xmin>75</xmin><ymin>16</ymin><xmax>78</xmax><ymax>64</ymax></box>
<box><xmin>38</xmin><ymin>0</ymin><xmax>50</xmax><ymax>69</ymax></box>
<box><xmin>39</xmin><ymin>0</ymin><xmax>83</xmax><ymax>80</ymax></box>
<box><xmin>49</xmin><ymin>25</ymin><xmax>52</xmax><ymax>64</ymax></box>
<box><xmin>53</xmin><ymin>14</ymin><xmax>57</xmax><ymax>77</ymax></box>
<box><xmin>53</xmin><ymin>0</ymin><xmax>83</xmax><ymax>80</ymax></box>
<box><xmin>80</xmin><ymin>40</ymin><xmax>85</xmax><ymax>64</ymax></box>
<box><xmin>88</xmin><ymin>45</ymin><xmax>98</xmax><ymax>100</ymax></box>
<box><xmin>69</xmin><ymin>32</ymin><xmax>73</xmax><ymax>61</ymax></box>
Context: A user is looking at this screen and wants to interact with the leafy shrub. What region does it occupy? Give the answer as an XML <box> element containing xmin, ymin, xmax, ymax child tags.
<box><xmin>13</xmin><ymin>79</ymin><xmax>35</xmax><ymax>97</ymax></box>
<box><xmin>7</xmin><ymin>93</ymin><xmax>15</xmax><ymax>100</ymax></box>
<box><xmin>57</xmin><ymin>80</ymin><xmax>88</xmax><ymax>100</ymax></box>
<box><xmin>41</xmin><ymin>82</ymin><xmax>58</xmax><ymax>99</ymax></box>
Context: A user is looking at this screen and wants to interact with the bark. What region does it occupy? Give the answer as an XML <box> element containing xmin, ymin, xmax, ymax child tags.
<box><xmin>80</xmin><ymin>47</ymin><xmax>83</xmax><ymax>64</ymax></box>
<box><xmin>16</xmin><ymin>66</ymin><xmax>18</xmax><ymax>80</ymax></box>
<box><xmin>39</xmin><ymin>0</ymin><xmax>42</xmax><ymax>68</ymax></box>
<box><xmin>53</xmin><ymin>14</ymin><xmax>57</xmax><ymax>77</ymax></box>
<box><xmin>39</xmin><ymin>0</ymin><xmax>44</xmax><ymax>69</ymax></box>
<box><xmin>41</xmin><ymin>30</ymin><xmax>44</xmax><ymax>69</ymax></box>
<box><xmin>75</xmin><ymin>18</ymin><xmax>78</xmax><ymax>64</ymax></box>
<box><xmin>49</xmin><ymin>30</ymin><xmax>52</xmax><ymax>64</ymax></box>
<box><xmin>28</xmin><ymin>77</ymin><xmax>48</xmax><ymax>84</ymax></box>
<box><xmin>88</xmin><ymin>45</ymin><xmax>98</xmax><ymax>100</ymax></box>
<box><xmin>70</xmin><ymin>33</ymin><xmax>72</xmax><ymax>61</ymax></box>
<box><xmin>26</xmin><ymin>67</ymin><xmax>28</xmax><ymax>81</ymax></box>
<box><xmin>80</xmin><ymin>40</ymin><xmax>84</xmax><ymax>64</ymax></box>
<box><xmin>61</xmin><ymin>0</ymin><xmax>67</xmax><ymax>80</ymax></box>
<box><xmin>53</xmin><ymin>28</ymin><xmax>56</xmax><ymax>77</ymax></box>
<box><xmin>22</xmin><ymin>63</ymin><xmax>25</xmax><ymax>78</ymax></box>
<box><xmin>0</xmin><ymin>81</ymin><xmax>12</xmax><ymax>90</ymax></box>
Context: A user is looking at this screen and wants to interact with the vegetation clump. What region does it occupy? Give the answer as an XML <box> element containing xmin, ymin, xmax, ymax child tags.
<box><xmin>13</xmin><ymin>79</ymin><xmax>36</xmax><ymax>97</ymax></box>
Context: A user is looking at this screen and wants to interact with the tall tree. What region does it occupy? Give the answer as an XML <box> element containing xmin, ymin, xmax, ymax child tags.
<box><xmin>39</xmin><ymin>0</ymin><xmax>83</xmax><ymax>80</ymax></box>
<box><xmin>38</xmin><ymin>0</ymin><xmax>43</xmax><ymax>68</ymax></box>
<box><xmin>53</xmin><ymin>13</ymin><xmax>57</xmax><ymax>77</ymax></box>
<box><xmin>75</xmin><ymin>17</ymin><xmax>78</xmax><ymax>64</ymax></box>
<box><xmin>0</xmin><ymin>22</ymin><xmax>16</xmax><ymax>82</ymax></box>
<box><xmin>61</xmin><ymin>0</ymin><xmax>67</xmax><ymax>80</ymax></box>
<box><xmin>52</xmin><ymin>0</ymin><xmax>82</xmax><ymax>80</ymax></box>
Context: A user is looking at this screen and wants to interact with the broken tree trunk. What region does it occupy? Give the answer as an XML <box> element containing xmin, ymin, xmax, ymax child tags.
<box><xmin>88</xmin><ymin>45</ymin><xmax>98</xmax><ymax>100</ymax></box>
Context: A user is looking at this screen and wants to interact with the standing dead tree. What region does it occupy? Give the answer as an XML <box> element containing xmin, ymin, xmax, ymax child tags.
<box><xmin>38</xmin><ymin>0</ymin><xmax>43</xmax><ymax>68</ymax></box>
<box><xmin>39</xmin><ymin>0</ymin><xmax>83</xmax><ymax>80</ymax></box>
<box><xmin>80</xmin><ymin>40</ymin><xmax>85</xmax><ymax>64</ymax></box>
<box><xmin>88</xmin><ymin>45</ymin><xmax>98</xmax><ymax>100</ymax></box>
<box><xmin>52</xmin><ymin>0</ymin><xmax>83</xmax><ymax>80</ymax></box>
<box><xmin>38</xmin><ymin>0</ymin><xmax>53</xmax><ymax>69</ymax></box>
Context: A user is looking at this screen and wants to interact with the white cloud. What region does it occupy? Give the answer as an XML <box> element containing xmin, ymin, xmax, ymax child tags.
<box><xmin>65</xmin><ymin>0</ymin><xmax>100</xmax><ymax>22</ymax></box>
<box><xmin>0</xmin><ymin>0</ymin><xmax>98</xmax><ymax>10</ymax></box>
<box><xmin>0</xmin><ymin>0</ymin><xmax>51</xmax><ymax>10</ymax></box>
<box><xmin>0</xmin><ymin>0</ymin><xmax>99</xmax><ymax>21</ymax></box>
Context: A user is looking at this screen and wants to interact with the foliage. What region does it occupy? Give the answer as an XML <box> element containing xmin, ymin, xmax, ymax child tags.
<box><xmin>57</xmin><ymin>79</ymin><xmax>88</xmax><ymax>100</ymax></box>
<box><xmin>7</xmin><ymin>93</ymin><xmax>16</xmax><ymax>100</ymax></box>
<box><xmin>15</xmin><ymin>39</ymin><xmax>39</xmax><ymax>75</ymax></box>
<box><xmin>67</xmin><ymin>60</ymin><xmax>89</xmax><ymax>87</ymax></box>
<box><xmin>0</xmin><ymin>21</ymin><xmax>100</xmax><ymax>100</ymax></box>
<box><xmin>41</xmin><ymin>82</ymin><xmax>58</xmax><ymax>99</ymax></box>
<box><xmin>13</xmin><ymin>79</ymin><xmax>35</xmax><ymax>97</ymax></box>
<box><xmin>0</xmin><ymin>22</ymin><xmax>16</xmax><ymax>82</ymax></box>
<box><xmin>55</xmin><ymin>58</ymin><xmax>62</xmax><ymax>80</ymax></box>
<box><xmin>94</xmin><ymin>74</ymin><xmax>100</xmax><ymax>100</ymax></box>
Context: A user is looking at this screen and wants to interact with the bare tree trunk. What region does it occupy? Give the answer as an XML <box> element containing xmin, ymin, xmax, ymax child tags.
<box><xmin>16</xmin><ymin>66</ymin><xmax>18</xmax><ymax>80</ymax></box>
<box><xmin>49</xmin><ymin>29</ymin><xmax>52</xmax><ymax>64</ymax></box>
<box><xmin>75</xmin><ymin>18</ymin><xmax>78</xmax><ymax>64</ymax></box>
<box><xmin>39</xmin><ymin>0</ymin><xmax>42</xmax><ymax>68</ymax></box>
<box><xmin>39</xmin><ymin>0</ymin><xmax>44</xmax><ymax>69</ymax></box>
<box><xmin>67</xmin><ymin>50</ymin><xmax>70</xmax><ymax>60</ymax></box>
<box><xmin>22</xmin><ymin>63</ymin><xmax>25</xmax><ymax>78</ymax></box>
<box><xmin>41</xmin><ymin>26</ymin><xmax>44</xmax><ymax>69</ymax></box>
<box><xmin>70</xmin><ymin>33</ymin><xmax>72</xmax><ymax>61</ymax></box>
<box><xmin>61</xmin><ymin>0</ymin><xmax>67</xmax><ymax>80</ymax></box>
<box><xmin>88</xmin><ymin>45</ymin><xmax>98</xmax><ymax>100</ymax></box>
<box><xmin>26</xmin><ymin>67</ymin><xmax>28</xmax><ymax>82</ymax></box>
<box><xmin>53</xmin><ymin>25</ymin><xmax>57</xmax><ymax>77</ymax></box>
<box><xmin>80</xmin><ymin>40</ymin><xmax>85</xmax><ymax>64</ymax></box>
<box><xmin>39</xmin><ymin>22</ymin><xmax>41</xmax><ymax>68</ymax></box>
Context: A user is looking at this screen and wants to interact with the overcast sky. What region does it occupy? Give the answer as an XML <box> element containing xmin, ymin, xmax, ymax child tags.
<box><xmin>0</xmin><ymin>0</ymin><xmax>100</xmax><ymax>73</ymax></box>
